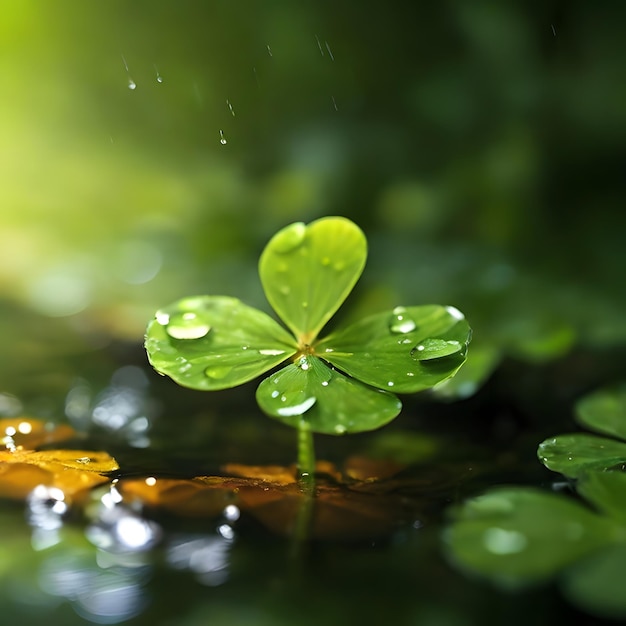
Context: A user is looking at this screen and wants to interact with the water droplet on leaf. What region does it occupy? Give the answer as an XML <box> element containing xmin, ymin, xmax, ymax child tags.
<box><xmin>389</xmin><ymin>306</ymin><xmax>417</xmax><ymax>334</ymax></box>
<box><xmin>334</xmin><ymin>424</ymin><xmax>347</xmax><ymax>434</ymax></box>
<box><xmin>276</xmin><ymin>396</ymin><xmax>316</xmax><ymax>417</ymax></box>
<box><xmin>411</xmin><ymin>338</ymin><xmax>463</xmax><ymax>361</ymax></box>
<box><xmin>205</xmin><ymin>364</ymin><xmax>233</xmax><ymax>380</ymax></box>
<box><xmin>166</xmin><ymin>312</ymin><xmax>211</xmax><ymax>340</ymax></box>
<box><xmin>271</xmin><ymin>222</ymin><xmax>307</xmax><ymax>254</ymax></box>
<box><xmin>445</xmin><ymin>305</ymin><xmax>465</xmax><ymax>321</ymax></box>
<box><xmin>259</xmin><ymin>349</ymin><xmax>286</xmax><ymax>356</ymax></box>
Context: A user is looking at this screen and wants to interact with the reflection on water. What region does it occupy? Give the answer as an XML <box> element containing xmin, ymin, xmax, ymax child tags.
<box><xmin>39</xmin><ymin>552</ymin><xmax>149</xmax><ymax>625</ymax></box>
<box><xmin>86</xmin><ymin>482</ymin><xmax>162</xmax><ymax>553</ymax></box>
<box><xmin>65</xmin><ymin>366</ymin><xmax>156</xmax><ymax>448</ymax></box>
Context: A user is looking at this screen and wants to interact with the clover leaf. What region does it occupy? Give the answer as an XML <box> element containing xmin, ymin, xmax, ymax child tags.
<box><xmin>538</xmin><ymin>384</ymin><xmax>626</xmax><ymax>478</ymax></box>
<box><xmin>145</xmin><ymin>217</ymin><xmax>471</xmax><ymax>472</ymax></box>
<box><xmin>444</xmin><ymin>485</ymin><xmax>626</xmax><ymax>619</ymax></box>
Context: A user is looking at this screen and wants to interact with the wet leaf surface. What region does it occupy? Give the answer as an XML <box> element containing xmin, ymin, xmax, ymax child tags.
<box><xmin>316</xmin><ymin>305</ymin><xmax>471</xmax><ymax>393</ymax></box>
<box><xmin>145</xmin><ymin>295</ymin><xmax>297</xmax><ymax>391</ymax></box>
<box><xmin>0</xmin><ymin>448</ymin><xmax>118</xmax><ymax>499</ymax></box>
<box><xmin>537</xmin><ymin>434</ymin><xmax>626</xmax><ymax>478</ymax></box>
<box><xmin>259</xmin><ymin>217</ymin><xmax>367</xmax><ymax>342</ymax></box>
<box><xmin>1</xmin><ymin>417</ymin><xmax>76</xmax><ymax>451</ymax></box>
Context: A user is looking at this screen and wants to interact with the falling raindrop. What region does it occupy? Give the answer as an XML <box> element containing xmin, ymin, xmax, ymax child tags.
<box><xmin>325</xmin><ymin>41</ymin><xmax>335</xmax><ymax>61</ymax></box>
<box><xmin>127</xmin><ymin>78</ymin><xmax>137</xmax><ymax>90</ymax></box>
<box><xmin>154</xmin><ymin>64</ymin><xmax>163</xmax><ymax>83</ymax></box>
<box><xmin>226</xmin><ymin>99</ymin><xmax>235</xmax><ymax>116</ymax></box>
<box><xmin>219</xmin><ymin>129</ymin><xmax>227</xmax><ymax>145</ymax></box>
<box><xmin>315</xmin><ymin>34</ymin><xmax>325</xmax><ymax>56</ymax></box>
<box><xmin>266</xmin><ymin>44</ymin><xmax>273</xmax><ymax>57</ymax></box>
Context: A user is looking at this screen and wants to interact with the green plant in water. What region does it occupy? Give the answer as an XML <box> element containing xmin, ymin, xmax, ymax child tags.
<box><xmin>444</xmin><ymin>383</ymin><xmax>626</xmax><ymax>620</ymax></box>
<box><xmin>145</xmin><ymin>217</ymin><xmax>471</xmax><ymax>477</ymax></box>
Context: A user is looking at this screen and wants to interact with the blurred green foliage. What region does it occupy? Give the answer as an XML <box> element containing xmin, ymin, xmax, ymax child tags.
<box><xmin>1</xmin><ymin>0</ymin><xmax>624</xmax><ymax>362</ymax></box>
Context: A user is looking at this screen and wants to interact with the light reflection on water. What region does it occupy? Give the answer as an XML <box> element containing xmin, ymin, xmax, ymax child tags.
<box><xmin>65</xmin><ymin>365</ymin><xmax>157</xmax><ymax>447</ymax></box>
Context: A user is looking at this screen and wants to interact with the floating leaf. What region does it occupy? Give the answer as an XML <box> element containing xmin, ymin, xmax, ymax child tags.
<box><xmin>256</xmin><ymin>355</ymin><xmax>401</xmax><ymax>434</ymax></box>
<box><xmin>575</xmin><ymin>384</ymin><xmax>626</xmax><ymax>441</ymax></box>
<box><xmin>145</xmin><ymin>295</ymin><xmax>297</xmax><ymax>390</ymax></box>
<box><xmin>0</xmin><ymin>449</ymin><xmax>118</xmax><ymax>499</ymax></box>
<box><xmin>118</xmin><ymin>477</ymin><xmax>237</xmax><ymax>517</ymax></box>
<box><xmin>537</xmin><ymin>434</ymin><xmax>626</xmax><ymax>478</ymax></box>
<box><xmin>444</xmin><ymin>487</ymin><xmax>617</xmax><ymax>587</ymax></box>
<box><xmin>317</xmin><ymin>305</ymin><xmax>470</xmax><ymax>393</ymax></box>
<box><xmin>0</xmin><ymin>418</ymin><xmax>75</xmax><ymax>451</ymax></box>
<box><xmin>259</xmin><ymin>217</ymin><xmax>367</xmax><ymax>343</ymax></box>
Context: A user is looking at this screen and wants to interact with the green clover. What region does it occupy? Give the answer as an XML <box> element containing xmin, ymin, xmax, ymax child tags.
<box><xmin>145</xmin><ymin>217</ymin><xmax>471</xmax><ymax>474</ymax></box>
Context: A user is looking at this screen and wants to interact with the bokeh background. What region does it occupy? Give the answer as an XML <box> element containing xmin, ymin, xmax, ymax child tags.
<box><xmin>1</xmin><ymin>2</ymin><xmax>626</xmax><ymax>624</ymax></box>
<box><xmin>2</xmin><ymin>0</ymin><xmax>624</xmax><ymax>384</ymax></box>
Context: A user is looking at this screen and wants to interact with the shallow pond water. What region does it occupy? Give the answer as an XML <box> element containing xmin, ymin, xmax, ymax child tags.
<box><xmin>1</xmin><ymin>309</ymin><xmax>623</xmax><ymax>625</ymax></box>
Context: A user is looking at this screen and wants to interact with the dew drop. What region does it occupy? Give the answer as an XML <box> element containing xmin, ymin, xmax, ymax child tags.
<box><xmin>298</xmin><ymin>357</ymin><xmax>310</xmax><ymax>371</ymax></box>
<box><xmin>166</xmin><ymin>312</ymin><xmax>211</xmax><ymax>340</ymax></box>
<box><xmin>259</xmin><ymin>349</ymin><xmax>286</xmax><ymax>356</ymax></box>
<box><xmin>334</xmin><ymin>424</ymin><xmax>347</xmax><ymax>434</ymax></box>
<box><xmin>387</xmin><ymin>381</ymin><xmax>395</xmax><ymax>387</ymax></box>
<box><xmin>145</xmin><ymin>477</ymin><xmax>157</xmax><ymax>486</ymax></box>
<box><xmin>205</xmin><ymin>364</ymin><xmax>233</xmax><ymax>380</ymax></box>
<box><xmin>445</xmin><ymin>305</ymin><xmax>465</xmax><ymax>321</ymax></box>
<box><xmin>276</xmin><ymin>396</ymin><xmax>316</xmax><ymax>417</ymax></box>
<box><xmin>389</xmin><ymin>306</ymin><xmax>417</xmax><ymax>334</ymax></box>
<box><xmin>410</xmin><ymin>338</ymin><xmax>463</xmax><ymax>361</ymax></box>
<box><xmin>155</xmin><ymin>310</ymin><xmax>170</xmax><ymax>325</ymax></box>
<box><xmin>321</xmin><ymin>380</ymin><xmax>329</xmax><ymax>387</ymax></box>
<box><xmin>271</xmin><ymin>222</ymin><xmax>307</xmax><ymax>254</ymax></box>
<box><xmin>271</xmin><ymin>390</ymin><xmax>280</xmax><ymax>398</ymax></box>
<box><xmin>75</xmin><ymin>456</ymin><xmax>91</xmax><ymax>464</ymax></box>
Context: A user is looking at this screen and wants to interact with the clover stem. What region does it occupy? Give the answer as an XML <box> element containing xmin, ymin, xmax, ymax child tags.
<box><xmin>296</xmin><ymin>418</ymin><xmax>315</xmax><ymax>487</ymax></box>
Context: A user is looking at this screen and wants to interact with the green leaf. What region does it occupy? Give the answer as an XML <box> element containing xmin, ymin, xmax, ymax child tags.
<box><xmin>444</xmin><ymin>487</ymin><xmax>616</xmax><ymax>588</ymax></box>
<box><xmin>431</xmin><ymin>342</ymin><xmax>501</xmax><ymax>401</ymax></box>
<box><xmin>537</xmin><ymin>434</ymin><xmax>626</xmax><ymax>478</ymax></box>
<box><xmin>562</xmin><ymin>545</ymin><xmax>626</xmax><ymax>620</ymax></box>
<box><xmin>256</xmin><ymin>355</ymin><xmax>401</xmax><ymax>435</ymax></box>
<box><xmin>258</xmin><ymin>217</ymin><xmax>367</xmax><ymax>343</ymax></box>
<box><xmin>145</xmin><ymin>296</ymin><xmax>297</xmax><ymax>390</ymax></box>
<box><xmin>576</xmin><ymin>384</ymin><xmax>626</xmax><ymax>441</ymax></box>
<box><xmin>316</xmin><ymin>305</ymin><xmax>471</xmax><ymax>393</ymax></box>
<box><xmin>577</xmin><ymin>471</ymin><xmax>626</xmax><ymax>525</ymax></box>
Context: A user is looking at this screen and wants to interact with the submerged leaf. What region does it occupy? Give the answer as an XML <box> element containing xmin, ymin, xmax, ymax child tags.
<box><xmin>145</xmin><ymin>295</ymin><xmax>297</xmax><ymax>390</ymax></box>
<box><xmin>317</xmin><ymin>305</ymin><xmax>471</xmax><ymax>393</ymax></box>
<box><xmin>537</xmin><ymin>434</ymin><xmax>626</xmax><ymax>478</ymax></box>
<box><xmin>259</xmin><ymin>217</ymin><xmax>367</xmax><ymax>343</ymax></box>
<box><xmin>256</xmin><ymin>355</ymin><xmax>401</xmax><ymax>434</ymax></box>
